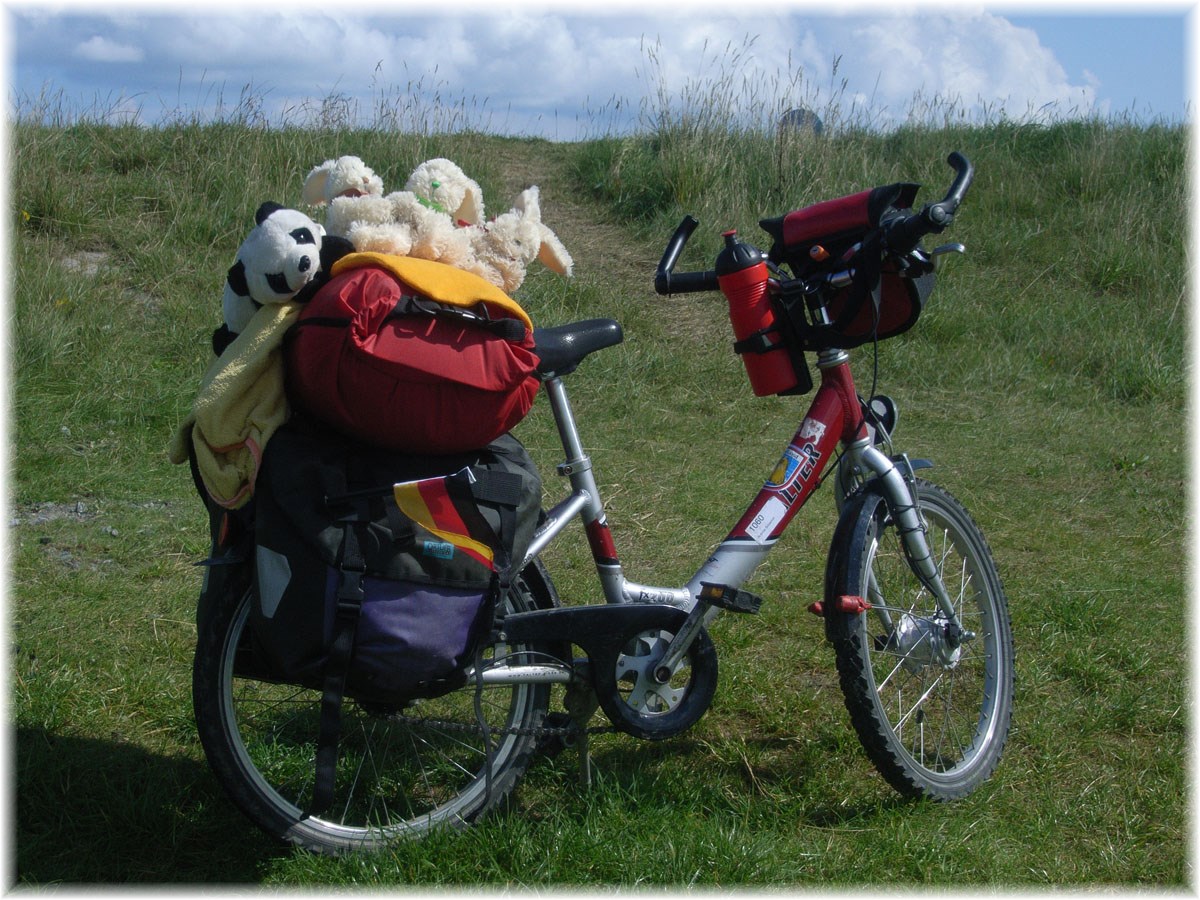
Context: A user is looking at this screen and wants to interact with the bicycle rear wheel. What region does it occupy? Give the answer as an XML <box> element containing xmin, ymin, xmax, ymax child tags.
<box><xmin>825</xmin><ymin>478</ymin><xmax>1013</xmax><ymax>800</ymax></box>
<box><xmin>193</xmin><ymin>562</ymin><xmax>557</xmax><ymax>855</ymax></box>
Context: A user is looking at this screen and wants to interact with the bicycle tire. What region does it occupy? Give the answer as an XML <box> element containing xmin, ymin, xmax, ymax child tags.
<box><xmin>193</xmin><ymin>560</ymin><xmax>558</xmax><ymax>855</ymax></box>
<box><xmin>825</xmin><ymin>478</ymin><xmax>1013</xmax><ymax>800</ymax></box>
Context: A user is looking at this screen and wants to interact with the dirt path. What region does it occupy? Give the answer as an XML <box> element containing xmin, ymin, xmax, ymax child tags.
<box><xmin>483</xmin><ymin>141</ymin><xmax>660</xmax><ymax>295</ymax></box>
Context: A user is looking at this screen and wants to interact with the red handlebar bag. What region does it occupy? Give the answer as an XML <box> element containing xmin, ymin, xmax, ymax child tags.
<box><xmin>286</xmin><ymin>253</ymin><xmax>540</xmax><ymax>454</ymax></box>
<box><xmin>762</xmin><ymin>183</ymin><xmax>935</xmax><ymax>349</ymax></box>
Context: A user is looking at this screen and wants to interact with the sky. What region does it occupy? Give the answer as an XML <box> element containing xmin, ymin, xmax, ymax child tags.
<box><xmin>5</xmin><ymin>3</ymin><xmax>1192</xmax><ymax>139</ymax></box>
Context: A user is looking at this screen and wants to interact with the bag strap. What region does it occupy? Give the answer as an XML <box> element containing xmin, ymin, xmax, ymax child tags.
<box><xmin>387</xmin><ymin>294</ymin><xmax>528</xmax><ymax>343</ymax></box>
<box><xmin>310</xmin><ymin>517</ymin><xmax>367</xmax><ymax>816</ymax></box>
<box><xmin>309</xmin><ymin>452</ymin><xmax>375</xmax><ymax>816</ymax></box>
<box><xmin>450</xmin><ymin>467</ymin><xmax>526</xmax><ymax>574</ymax></box>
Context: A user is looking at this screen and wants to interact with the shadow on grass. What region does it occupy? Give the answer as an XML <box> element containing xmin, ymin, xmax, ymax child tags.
<box><xmin>15</xmin><ymin>727</ymin><xmax>281</xmax><ymax>884</ymax></box>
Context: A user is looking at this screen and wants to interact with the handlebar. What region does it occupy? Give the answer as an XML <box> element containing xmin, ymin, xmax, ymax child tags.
<box><xmin>654</xmin><ymin>215</ymin><xmax>718</xmax><ymax>295</ymax></box>
<box><xmin>881</xmin><ymin>151</ymin><xmax>974</xmax><ymax>254</ymax></box>
<box><xmin>654</xmin><ymin>151</ymin><xmax>973</xmax><ymax>295</ymax></box>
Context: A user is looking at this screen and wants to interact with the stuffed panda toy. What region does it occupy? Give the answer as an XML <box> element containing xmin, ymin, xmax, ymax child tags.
<box><xmin>214</xmin><ymin>202</ymin><xmax>353</xmax><ymax>356</ymax></box>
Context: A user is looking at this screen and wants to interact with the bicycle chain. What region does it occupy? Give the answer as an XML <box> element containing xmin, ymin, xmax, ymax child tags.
<box><xmin>376</xmin><ymin>709</ymin><xmax>616</xmax><ymax>739</ymax></box>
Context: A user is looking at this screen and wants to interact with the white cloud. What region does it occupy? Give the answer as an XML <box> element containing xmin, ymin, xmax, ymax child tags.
<box><xmin>845</xmin><ymin>13</ymin><xmax>1096</xmax><ymax>121</ymax></box>
<box><xmin>75</xmin><ymin>35</ymin><xmax>143</xmax><ymax>64</ymax></box>
<box><xmin>14</xmin><ymin>9</ymin><xmax>1112</xmax><ymax>133</ymax></box>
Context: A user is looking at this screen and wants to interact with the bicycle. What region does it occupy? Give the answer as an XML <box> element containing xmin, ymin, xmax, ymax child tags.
<box><xmin>192</xmin><ymin>151</ymin><xmax>1014</xmax><ymax>855</ymax></box>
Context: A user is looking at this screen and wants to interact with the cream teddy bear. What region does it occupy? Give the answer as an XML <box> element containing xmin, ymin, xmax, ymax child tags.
<box><xmin>302</xmin><ymin>156</ymin><xmax>384</xmax><ymax>206</ymax></box>
<box><xmin>320</xmin><ymin>158</ymin><xmax>573</xmax><ymax>293</ymax></box>
<box><xmin>328</xmin><ymin>190</ymin><xmax>477</xmax><ymax>268</ymax></box>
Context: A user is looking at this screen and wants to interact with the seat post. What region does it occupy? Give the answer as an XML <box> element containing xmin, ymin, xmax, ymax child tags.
<box><xmin>542</xmin><ymin>375</ymin><xmax>588</xmax><ymax>471</ymax></box>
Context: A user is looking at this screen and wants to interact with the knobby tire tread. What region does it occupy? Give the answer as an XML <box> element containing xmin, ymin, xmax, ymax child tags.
<box><xmin>193</xmin><ymin>560</ymin><xmax>557</xmax><ymax>855</ymax></box>
<box><xmin>826</xmin><ymin>479</ymin><xmax>1013</xmax><ymax>801</ymax></box>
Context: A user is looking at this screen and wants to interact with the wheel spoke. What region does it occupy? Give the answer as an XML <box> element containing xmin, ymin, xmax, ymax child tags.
<box><xmin>831</xmin><ymin>480</ymin><xmax>1013</xmax><ymax>799</ymax></box>
<box><xmin>197</xmin><ymin>571</ymin><xmax>554</xmax><ymax>853</ymax></box>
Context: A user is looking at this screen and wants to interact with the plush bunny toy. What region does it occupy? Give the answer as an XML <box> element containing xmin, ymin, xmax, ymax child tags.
<box><xmin>321</xmin><ymin>157</ymin><xmax>573</xmax><ymax>293</ymax></box>
<box><xmin>302</xmin><ymin>155</ymin><xmax>384</xmax><ymax>206</ymax></box>
<box><xmin>463</xmin><ymin>186</ymin><xmax>573</xmax><ymax>293</ymax></box>
<box><xmin>403</xmin><ymin>157</ymin><xmax>486</xmax><ymax>225</ymax></box>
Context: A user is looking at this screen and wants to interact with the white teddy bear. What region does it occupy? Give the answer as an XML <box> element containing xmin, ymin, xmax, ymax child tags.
<box><xmin>317</xmin><ymin>157</ymin><xmax>573</xmax><ymax>293</ymax></box>
<box><xmin>301</xmin><ymin>155</ymin><xmax>384</xmax><ymax>206</ymax></box>
<box><xmin>325</xmin><ymin>189</ymin><xmax>476</xmax><ymax>268</ymax></box>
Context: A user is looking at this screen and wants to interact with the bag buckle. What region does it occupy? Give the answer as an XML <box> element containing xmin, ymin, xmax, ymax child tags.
<box><xmin>337</xmin><ymin>569</ymin><xmax>365</xmax><ymax>608</ymax></box>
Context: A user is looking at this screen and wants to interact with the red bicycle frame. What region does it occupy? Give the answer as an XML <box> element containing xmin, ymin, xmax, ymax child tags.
<box><xmin>516</xmin><ymin>341</ymin><xmax>962</xmax><ymax>671</ymax></box>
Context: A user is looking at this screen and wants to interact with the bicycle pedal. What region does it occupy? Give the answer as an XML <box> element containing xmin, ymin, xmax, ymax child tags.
<box><xmin>807</xmin><ymin>595</ymin><xmax>873</xmax><ymax>617</ymax></box>
<box><xmin>698</xmin><ymin>582</ymin><xmax>762</xmax><ymax>614</ymax></box>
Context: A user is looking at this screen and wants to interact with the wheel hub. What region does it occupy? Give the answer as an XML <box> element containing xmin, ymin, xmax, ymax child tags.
<box><xmin>892</xmin><ymin>612</ymin><xmax>966</xmax><ymax>672</ymax></box>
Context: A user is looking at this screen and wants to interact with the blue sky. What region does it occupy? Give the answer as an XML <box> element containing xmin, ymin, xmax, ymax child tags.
<box><xmin>7</xmin><ymin>5</ymin><xmax>1191</xmax><ymax>138</ymax></box>
<box><xmin>1006</xmin><ymin>13</ymin><xmax>1188</xmax><ymax>121</ymax></box>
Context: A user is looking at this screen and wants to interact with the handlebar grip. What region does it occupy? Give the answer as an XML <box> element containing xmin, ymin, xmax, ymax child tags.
<box><xmin>660</xmin><ymin>269</ymin><xmax>720</xmax><ymax>294</ymax></box>
<box><xmin>656</xmin><ymin>215</ymin><xmax>719</xmax><ymax>294</ymax></box>
<box><xmin>924</xmin><ymin>151</ymin><xmax>974</xmax><ymax>228</ymax></box>
<box><xmin>942</xmin><ymin>151</ymin><xmax>974</xmax><ymax>209</ymax></box>
<box><xmin>883</xmin><ymin>151</ymin><xmax>974</xmax><ymax>253</ymax></box>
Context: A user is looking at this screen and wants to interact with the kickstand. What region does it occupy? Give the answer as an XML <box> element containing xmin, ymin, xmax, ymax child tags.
<box><xmin>576</xmin><ymin>726</ymin><xmax>592</xmax><ymax>788</ymax></box>
<box><xmin>563</xmin><ymin>663</ymin><xmax>599</xmax><ymax>789</ymax></box>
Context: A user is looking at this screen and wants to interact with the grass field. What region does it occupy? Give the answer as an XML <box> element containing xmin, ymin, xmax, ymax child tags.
<box><xmin>9</xmin><ymin>99</ymin><xmax>1188</xmax><ymax>886</ymax></box>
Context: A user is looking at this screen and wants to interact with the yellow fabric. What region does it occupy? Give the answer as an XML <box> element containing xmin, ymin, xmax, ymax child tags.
<box><xmin>168</xmin><ymin>301</ymin><xmax>300</xmax><ymax>509</ymax></box>
<box><xmin>392</xmin><ymin>481</ymin><xmax>495</xmax><ymax>567</ymax></box>
<box><xmin>331</xmin><ymin>252</ymin><xmax>533</xmax><ymax>331</ymax></box>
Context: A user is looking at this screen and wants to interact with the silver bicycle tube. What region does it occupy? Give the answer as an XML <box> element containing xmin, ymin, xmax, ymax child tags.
<box><xmin>538</xmin><ymin>376</ymin><xmax>795</xmax><ymax>617</ymax></box>
<box><xmin>843</xmin><ymin>438</ymin><xmax>962</xmax><ymax>626</ymax></box>
<box><xmin>540</xmin><ymin>376</ymin><xmax>628</xmax><ymax>604</ymax></box>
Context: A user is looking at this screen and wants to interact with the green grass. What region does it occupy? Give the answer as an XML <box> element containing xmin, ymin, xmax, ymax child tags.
<box><xmin>10</xmin><ymin>95</ymin><xmax>1187</xmax><ymax>886</ymax></box>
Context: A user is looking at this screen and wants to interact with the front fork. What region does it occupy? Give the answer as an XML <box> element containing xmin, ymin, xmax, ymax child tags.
<box><xmin>838</xmin><ymin>439</ymin><xmax>961</xmax><ymax>628</ymax></box>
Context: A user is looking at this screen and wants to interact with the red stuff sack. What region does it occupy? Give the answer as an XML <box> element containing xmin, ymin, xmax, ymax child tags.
<box><xmin>286</xmin><ymin>252</ymin><xmax>540</xmax><ymax>454</ymax></box>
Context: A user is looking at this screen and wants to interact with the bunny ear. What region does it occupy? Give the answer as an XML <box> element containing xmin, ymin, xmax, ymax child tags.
<box><xmin>454</xmin><ymin>177</ymin><xmax>485</xmax><ymax>225</ymax></box>
<box><xmin>301</xmin><ymin>160</ymin><xmax>335</xmax><ymax>206</ymax></box>
<box><xmin>537</xmin><ymin>223</ymin><xmax>574</xmax><ymax>276</ymax></box>
<box><xmin>514</xmin><ymin>186</ymin><xmax>541</xmax><ymax>220</ymax></box>
<box><xmin>507</xmin><ymin>186</ymin><xmax>571</xmax><ymax>275</ymax></box>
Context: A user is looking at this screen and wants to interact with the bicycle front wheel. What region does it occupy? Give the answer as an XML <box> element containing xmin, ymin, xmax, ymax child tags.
<box><xmin>193</xmin><ymin>562</ymin><xmax>557</xmax><ymax>855</ymax></box>
<box><xmin>825</xmin><ymin>478</ymin><xmax>1013</xmax><ymax>800</ymax></box>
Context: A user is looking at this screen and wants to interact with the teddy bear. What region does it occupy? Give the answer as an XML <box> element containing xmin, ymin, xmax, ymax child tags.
<box><xmin>301</xmin><ymin>155</ymin><xmax>384</xmax><ymax>206</ymax></box>
<box><xmin>323</xmin><ymin>158</ymin><xmax>573</xmax><ymax>294</ymax></box>
<box><xmin>216</xmin><ymin>202</ymin><xmax>328</xmax><ymax>354</ymax></box>
<box><xmin>325</xmin><ymin>189</ymin><xmax>478</xmax><ymax>271</ymax></box>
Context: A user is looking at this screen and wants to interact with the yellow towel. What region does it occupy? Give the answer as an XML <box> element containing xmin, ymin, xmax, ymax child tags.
<box><xmin>332</xmin><ymin>252</ymin><xmax>533</xmax><ymax>330</ymax></box>
<box><xmin>168</xmin><ymin>301</ymin><xmax>300</xmax><ymax>509</ymax></box>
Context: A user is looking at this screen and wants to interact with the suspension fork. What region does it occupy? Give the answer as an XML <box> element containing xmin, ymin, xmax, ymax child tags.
<box><xmin>844</xmin><ymin>439</ymin><xmax>961</xmax><ymax>625</ymax></box>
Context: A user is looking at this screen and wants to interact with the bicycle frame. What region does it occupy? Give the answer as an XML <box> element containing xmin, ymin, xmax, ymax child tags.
<box><xmin>521</xmin><ymin>346</ymin><xmax>961</xmax><ymax>627</ymax></box>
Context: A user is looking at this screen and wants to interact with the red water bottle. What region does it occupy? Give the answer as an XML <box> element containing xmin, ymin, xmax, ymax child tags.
<box><xmin>715</xmin><ymin>230</ymin><xmax>799</xmax><ymax>396</ymax></box>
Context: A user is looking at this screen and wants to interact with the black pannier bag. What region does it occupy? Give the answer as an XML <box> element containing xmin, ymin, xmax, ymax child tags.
<box><xmin>761</xmin><ymin>182</ymin><xmax>937</xmax><ymax>350</ymax></box>
<box><xmin>246</xmin><ymin>418</ymin><xmax>542</xmax><ymax>812</ymax></box>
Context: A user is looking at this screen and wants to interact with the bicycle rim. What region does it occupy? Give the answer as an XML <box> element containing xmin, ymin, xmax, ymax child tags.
<box><xmin>200</xmin><ymin>579</ymin><xmax>550</xmax><ymax>853</ymax></box>
<box><xmin>832</xmin><ymin>481</ymin><xmax>1013</xmax><ymax>799</ymax></box>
